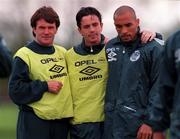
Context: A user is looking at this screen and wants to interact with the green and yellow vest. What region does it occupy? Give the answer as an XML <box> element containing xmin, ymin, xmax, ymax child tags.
<box><xmin>66</xmin><ymin>47</ymin><xmax>108</xmax><ymax>124</ymax></box>
<box><xmin>15</xmin><ymin>45</ymin><xmax>73</xmax><ymax>120</ymax></box>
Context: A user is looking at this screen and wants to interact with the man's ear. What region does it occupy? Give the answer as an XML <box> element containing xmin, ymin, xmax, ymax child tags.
<box><xmin>101</xmin><ymin>23</ymin><xmax>103</xmax><ymax>27</ymax></box>
<box><xmin>78</xmin><ymin>27</ymin><xmax>83</xmax><ymax>36</ymax></box>
<box><xmin>136</xmin><ymin>18</ymin><xmax>140</xmax><ymax>26</ymax></box>
<box><xmin>55</xmin><ymin>28</ymin><xmax>58</xmax><ymax>34</ymax></box>
<box><xmin>32</xmin><ymin>27</ymin><xmax>36</xmax><ymax>37</ymax></box>
<box><xmin>100</xmin><ymin>23</ymin><xmax>103</xmax><ymax>32</ymax></box>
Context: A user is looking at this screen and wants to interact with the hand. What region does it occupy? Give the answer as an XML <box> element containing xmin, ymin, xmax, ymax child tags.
<box><xmin>137</xmin><ymin>124</ymin><xmax>153</xmax><ymax>139</ymax></box>
<box><xmin>153</xmin><ymin>132</ymin><xmax>166</xmax><ymax>139</ymax></box>
<box><xmin>141</xmin><ymin>30</ymin><xmax>156</xmax><ymax>43</ymax></box>
<box><xmin>47</xmin><ymin>80</ymin><xmax>63</xmax><ymax>94</ymax></box>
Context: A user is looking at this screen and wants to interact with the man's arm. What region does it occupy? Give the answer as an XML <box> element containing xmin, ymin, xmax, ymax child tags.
<box><xmin>162</xmin><ymin>31</ymin><xmax>180</xmax><ymax>139</ymax></box>
<box><xmin>8</xmin><ymin>57</ymin><xmax>47</xmax><ymax>105</ymax></box>
<box><xmin>137</xmin><ymin>41</ymin><xmax>164</xmax><ymax>139</ymax></box>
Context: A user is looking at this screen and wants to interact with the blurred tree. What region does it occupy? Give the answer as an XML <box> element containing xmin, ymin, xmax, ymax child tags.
<box><xmin>0</xmin><ymin>0</ymin><xmax>31</xmax><ymax>54</ymax></box>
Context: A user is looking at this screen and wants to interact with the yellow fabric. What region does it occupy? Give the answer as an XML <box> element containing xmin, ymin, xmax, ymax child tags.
<box><xmin>66</xmin><ymin>47</ymin><xmax>108</xmax><ymax>124</ymax></box>
<box><xmin>15</xmin><ymin>45</ymin><xmax>73</xmax><ymax>120</ymax></box>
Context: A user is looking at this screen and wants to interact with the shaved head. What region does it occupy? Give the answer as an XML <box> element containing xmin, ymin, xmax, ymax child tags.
<box><xmin>113</xmin><ymin>5</ymin><xmax>139</xmax><ymax>42</ymax></box>
<box><xmin>114</xmin><ymin>5</ymin><xmax>136</xmax><ymax>20</ymax></box>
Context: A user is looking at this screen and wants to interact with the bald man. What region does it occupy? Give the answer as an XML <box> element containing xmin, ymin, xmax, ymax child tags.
<box><xmin>104</xmin><ymin>5</ymin><xmax>165</xmax><ymax>139</ymax></box>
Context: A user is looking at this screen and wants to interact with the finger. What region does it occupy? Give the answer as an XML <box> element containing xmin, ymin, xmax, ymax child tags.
<box><xmin>144</xmin><ymin>134</ymin><xmax>148</xmax><ymax>139</ymax></box>
<box><xmin>59</xmin><ymin>82</ymin><xmax>63</xmax><ymax>87</ymax></box>
<box><xmin>137</xmin><ymin>131</ymin><xmax>142</xmax><ymax>139</ymax></box>
<box><xmin>141</xmin><ymin>38</ymin><xmax>146</xmax><ymax>44</ymax></box>
<box><xmin>148</xmin><ymin>35</ymin><xmax>153</xmax><ymax>41</ymax></box>
<box><xmin>54</xmin><ymin>88</ymin><xmax>60</xmax><ymax>94</ymax></box>
<box><xmin>144</xmin><ymin>133</ymin><xmax>149</xmax><ymax>139</ymax></box>
<box><xmin>141</xmin><ymin>131</ymin><xmax>151</xmax><ymax>139</ymax></box>
<box><xmin>149</xmin><ymin>34</ymin><xmax>155</xmax><ymax>41</ymax></box>
<box><xmin>147</xmin><ymin>134</ymin><xmax>152</xmax><ymax>139</ymax></box>
<box><xmin>141</xmin><ymin>32</ymin><xmax>145</xmax><ymax>39</ymax></box>
<box><xmin>142</xmin><ymin>38</ymin><xmax>148</xmax><ymax>44</ymax></box>
<box><xmin>57</xmin><ymin>81</ymin><xmax>63</xmax><ymax>87</ymax></box>
<box><xmin>144</xmin><ymin>132</ymin><xmax>152</xmax><ymax>139</ymax></box>
<box><xmin>52</xmin><ymin>85</ymin><xmax>61</xmax><ymax>93</ymax></box>
<box><xmin>144</xmin><ymin>33</ymin><xmax>151</xmax><ymax>42</ymax></box>
<box><xmin>141</xmin><ymin>133</ymin><xmax>146</xmax><ymax>139</ymax></box>
<box><xmin>149</xmin><ymin>32</ymin><xmax>156</xmax><ymax>41</ymax></box>
<box><xmin>141</xmin><ymin>34</ymin><xmax>149</xmax><ymax>43</ymax></box>
<box><xmin>149</xmin><ymin>132</ymin><xmax>153</xmax><ymax>139</ymax></box>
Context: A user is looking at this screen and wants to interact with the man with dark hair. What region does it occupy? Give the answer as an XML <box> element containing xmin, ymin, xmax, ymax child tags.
<box><xmin>8</xmin><ymin>6</ymin><xmax>73</xmax><ymax>139</ymax></box>
<box><xmin>104</xmin><ymin>5</ymin><xmax>164</xmax><ymax>139</ymax></box>
<box><xmin>0</xmin><ymin>34</ymin><xmax>12</xmax><ymax>78</ymax></box>
<box><xmin>66</xmin><ymin>7</ymin><xmax>107</xmax><ymax>139</ymax></box>
<box><xmin>66</xmin><ymin>6</ymin><xmax>159</xmax><ymax>139</ymax></box>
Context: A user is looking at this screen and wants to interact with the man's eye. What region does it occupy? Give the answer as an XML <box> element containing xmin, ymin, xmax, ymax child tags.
<box><xmin>126</xmin><ymin>23</ymin><xmax>132</xmax><ymax>27</ymax></box>
<box><xmin>115</xmin><ymin>25</ymin><xmax>122</xmax><ymax>29</ymax></box>
<box><xmin>92</xmin><ymin>23</ymin><xmax>98</xmax><ymax>27</ymax></box>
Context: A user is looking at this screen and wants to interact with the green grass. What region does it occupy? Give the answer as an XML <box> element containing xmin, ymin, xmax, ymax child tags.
<box><xmin>0</xmin><ymin>103</ymin><xmax>18</xmax><ymax>139</ymax></box>
<box><xmin>0</xmin><ymin>103</ymin><xmax>169</xmax><ymax>139</ymax></box>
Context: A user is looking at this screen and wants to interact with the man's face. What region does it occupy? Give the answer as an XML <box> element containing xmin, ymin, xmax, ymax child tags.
<box><xmin>78</xmin><ymin>15</ymin><xmax>103</xmax><ymax>46</ymax></box>
<box><xmin>33</xmin><ymin>19</ymin><xmax>57</xmax><ymax>46</ymax></box>
<box><xmin>114</xmin><ymin>12</ymin><xmax>139</xmax><ymax>42</ymax></box>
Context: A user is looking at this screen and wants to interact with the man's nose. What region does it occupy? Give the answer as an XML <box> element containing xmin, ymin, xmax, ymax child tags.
<box><xmin>89</xmin><ymin>25</ymin><xmax>95</xmax><ymax>31</ymax></box>
<box><xmin>44</xmin><ymin>28</ymin><xmax>49</xmax><ymax>34</ymax></box>
<box><xmin>121</xmin><ymin>27</ymin><xmax>128</xmax><ymax>34</ymax></box>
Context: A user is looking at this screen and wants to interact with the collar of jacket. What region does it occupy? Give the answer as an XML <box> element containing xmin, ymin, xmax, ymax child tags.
<box><xmin>75</xmin><ymin>34</ymin><xmax>105</xmax><ymax>55</ymax></box>
<box><xmin>26</xmin><ymin>40</ymin><xmax>55</xmax><ymax>54</ymax></box>
<box><xmin>113</xmin><ymin>33</ymin><xmax>145</xmax><ymax>50</ymax></box>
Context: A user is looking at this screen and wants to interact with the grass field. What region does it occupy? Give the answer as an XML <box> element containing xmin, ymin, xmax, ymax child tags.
<box><xmin>0</xmin><ymin>102</ymin><xmax>18</xmax><ymax>139</ymax></box>
<box><xmin>0</xmin><ymin>102</ymin><xmax>169</xmax><ymax>139</ymax></box>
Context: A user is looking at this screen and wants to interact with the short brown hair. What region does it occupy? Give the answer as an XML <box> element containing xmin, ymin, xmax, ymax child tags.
<box><xmin>31</xmin><ymin>6</ymin><xmax>60</xmax><ymax>29</ymax></box>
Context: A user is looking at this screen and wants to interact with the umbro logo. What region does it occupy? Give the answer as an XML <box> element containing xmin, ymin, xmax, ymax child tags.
<box><xmin>80</xmin><ymin>66</ymin><xmax>100</xmax><ymax>76</ymax></box>
<box><xmin>49</xmin><ymin>64</ymin><xmax>64</xmax><ymax>73</ymax></box>
<box><xmin>106</xmin><ymin>48</ymin><xmax>118</xmax><ymax>62</ymax></box>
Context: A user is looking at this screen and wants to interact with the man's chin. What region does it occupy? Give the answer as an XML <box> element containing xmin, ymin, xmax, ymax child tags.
<box><xmin>121</xmin><ymin>37</ymin><xmax>132</xmax><ymax>42</ymax></box>
<box><xmin>90</xmin><ymin>40</ymin><xmax>100</xmax><ymax>45</ymax></box>
<box><xmin>40</xmin><ymin>41</ymin><xmax>53</xmax><ymax>46</ymax></box>
<box><xmin>42</xmin><ymin>39</ymin><xmax>53</xmax><ymax>45</ymax></box>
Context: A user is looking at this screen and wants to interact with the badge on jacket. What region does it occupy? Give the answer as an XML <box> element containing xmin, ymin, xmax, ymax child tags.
<box><xmin>130</xmin><ymin>50</ymin><xmax>140</xmax><ymax>62</ymax></box>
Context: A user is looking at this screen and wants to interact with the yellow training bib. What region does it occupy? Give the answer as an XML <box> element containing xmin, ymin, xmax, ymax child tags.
<box><xmin>15</xmin><ymin>45</ymin><xmax>73</xmax><ymax>120</ymax></box>
<box><xmin>66</xmin><ymin>47</ymin><xmax>108</xmax><ymax>124</ymax></box>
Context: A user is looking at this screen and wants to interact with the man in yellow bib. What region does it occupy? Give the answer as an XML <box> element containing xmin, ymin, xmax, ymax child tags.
<box><xmin>8</xmin><ymin>6</ymin><xmax>73</xmax><ymax>139</ymax></box>
<box><xmin>66</xmin><ymin>6</ymin><xmax>158</xmax><ymax>139</ymax></box>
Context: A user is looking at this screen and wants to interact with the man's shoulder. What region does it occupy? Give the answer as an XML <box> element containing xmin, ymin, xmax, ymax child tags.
<box><xmin>67</xmin><ymin>44</ymin><xmax>80</xmax><ymax>53</ymax></box>
<box><xmin>16</xmin><ymin>46</ymin><xmax>29</xmax><ymax>54</ymax></box>
<box><xmin>171</xmin><ymin>30</ymin><xmax>180</xmax><ymax>38</ymax></box>
<box><xmin>141</xmin><ymin>39</ymin><xmax>163</xmax><ymax>54</ymax></box>
<box><xmin>66</xmin><ymin>47</ymin><xmax>74</xmax><ymax>55</ymax></box>
<box><xmin>54</xmin><ymin>44</ymin><xmax>67</xmax><ymax>52</ymax></box>
<box><xmin>72</xmin><ymin>43</ymin><xmax>81</xmax><ymax>50</ymax></box>
<box><xmin>166</xmin><ymin>30</ymin><xmax>180</xmax><ymax>44</ymax></box>
<box><xmin>144</xmin><ymin>38</ymin><xmax>163</xmax><ymax>49</ymax></box>
<box><xmin>70</xmin><ymin>43</ymin><xmax>88</xmax><ymax>55</ymax></box>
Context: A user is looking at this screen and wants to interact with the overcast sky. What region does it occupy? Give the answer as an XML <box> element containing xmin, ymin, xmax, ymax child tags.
<box><xmin>0</xmin><ymin>0</ymin><xmax>180</xmax><ymax>50</ymax></box>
